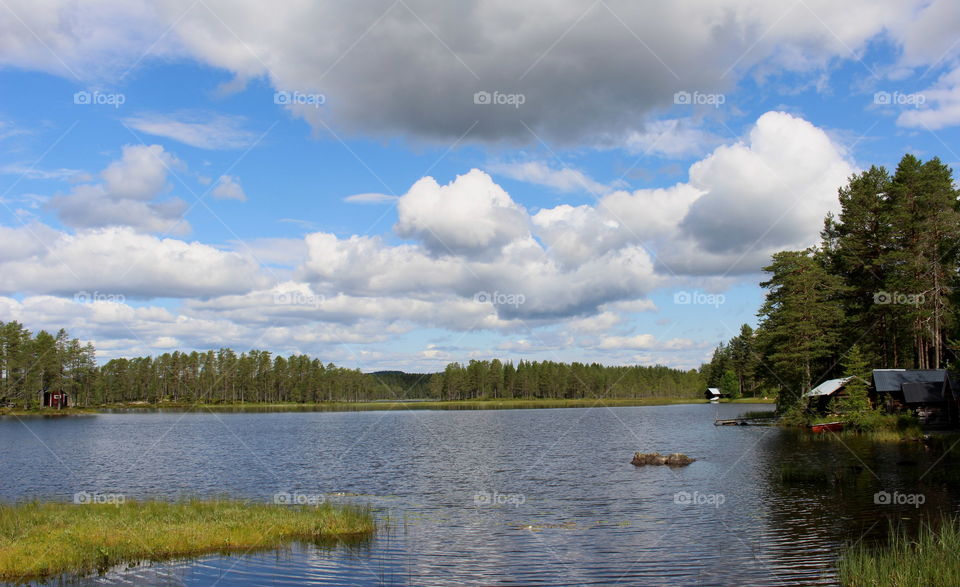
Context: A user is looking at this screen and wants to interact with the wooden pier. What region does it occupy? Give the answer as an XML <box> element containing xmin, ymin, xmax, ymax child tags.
<box><xmin>714</xmin><ymin>417</ymin><xmax>776</xmax><ymax>426</ymax></box>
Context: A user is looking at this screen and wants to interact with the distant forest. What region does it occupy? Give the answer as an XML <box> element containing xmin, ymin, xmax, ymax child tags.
<box><xmin>0</xmin><ymin>321</ymin><xmax>704</xmax><ymax>407</ymax></box>
<box><xmin>704</xmin><ymin>154</ymin><xmax>960</xmax><ymax>406</ymax></box>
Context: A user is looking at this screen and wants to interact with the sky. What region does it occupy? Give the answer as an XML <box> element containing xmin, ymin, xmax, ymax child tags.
<box><xmin>0</xmin><ymin>0</ymin><xmax>958</xmax><ymax>372</ymax></box>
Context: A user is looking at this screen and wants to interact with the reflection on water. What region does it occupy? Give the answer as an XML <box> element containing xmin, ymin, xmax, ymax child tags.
<box><xmin>2</xmin><ymin>403</ymin><xmax>958</xmax><ymax>585</ymax></box>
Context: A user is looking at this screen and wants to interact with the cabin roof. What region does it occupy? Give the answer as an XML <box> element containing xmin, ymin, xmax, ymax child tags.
<box><xmin>872</xmin><ymin>369</ymin><xmax>948</xmax><ymax>393</ymax></box>
<box><xmin>804</xmin><ymin>377</ymin><xmax>854</xmax><ymax>398</ymax></box>
<box><xmin>706</xmin><ymin>387</ymin><xmax>720</xmax><ymax>396</ymax></box>
<box><xmin>902</xmin><ymin>381</ymin><xmax>945</xmax><ymax>404</ymax></box>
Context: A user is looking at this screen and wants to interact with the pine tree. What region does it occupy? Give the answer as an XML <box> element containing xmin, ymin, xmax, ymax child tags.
<box><xmin>757</xmin><ymin>249</ymin><xmax>845</xmax><ymax>405</ymax></box>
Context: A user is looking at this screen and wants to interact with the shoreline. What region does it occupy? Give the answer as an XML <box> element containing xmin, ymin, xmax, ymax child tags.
<box><xmin>18</xmin><ymin>396</ymin><xmax>774</xmax><ymax>414</ymax></box>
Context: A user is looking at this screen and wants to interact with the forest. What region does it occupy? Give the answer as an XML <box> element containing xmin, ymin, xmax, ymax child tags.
<box><xmin>0</xmin><ymin>321</ymin><xmax>703</xmax><ymax>407</ymax></box>
<box><xmin>703</xmin><ymin>154</ymin><xmax>960</xmax><ymax>406</ymax></box>
<box><xmin>427</xmin><ymin>359</ymin><xmax>704</xmax><ymax>400</ymax></box>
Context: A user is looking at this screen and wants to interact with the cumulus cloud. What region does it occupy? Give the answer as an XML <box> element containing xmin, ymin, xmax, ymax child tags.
<box><xmin>0</xmin><ymin>225</ymin><xmax>267</xmax><ymax>298</ymax></box>
<box><xmin>671</xmin><ymin>111</ymin><xmax>853</xmax><ymax>270</ymax></box>
<box><xmin>0</xmin><ymin>112</ymin><xmax>854</xmax><ymax>366</ymax></box>
<box><xmin>529</xmin><ymin>112</ymin><xmax>854</xmax><ymax>276</ymax></box>
<box><xmin>395</xmin><ymin>169</ymin><xmax>530</xmax><ymax>258</ymax></box>
<box><xmin>211</xmin><ymin>174</ymin><xmax>247</xmax><ymax>201</ymax></box>
<box><xmin>49</xmin><ymin>144</ymin><xmax>190</xmax><ymax>234</ymax></box>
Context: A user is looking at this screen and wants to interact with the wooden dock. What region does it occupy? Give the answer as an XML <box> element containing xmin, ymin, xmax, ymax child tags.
<box><xmin>714</xmin><ymin>418</ymin><xmax>776</xmax><ymax>426</ymax></box>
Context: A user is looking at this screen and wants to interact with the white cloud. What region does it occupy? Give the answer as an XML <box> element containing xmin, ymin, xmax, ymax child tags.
<box><xmin>0</xmin><ymin>226</ymin><xmax>267</xmax><ymax>299</ymax></box>
<box><xmin>487</xmin><ymin>161</ymin><xmax>612</xmax><ymax>194</ymax></box>
<box><xmin>343</xmin><ymin>192</ymin><xmax>398</xmax><ymax>204</ymax></box>
<box><xmin>598</xmin><ymin>334</ymin><xmax>697</xmax><ymax>351</ymax></box>
<box><xmin>49</xmin><ymin>144</ymin><xmax>190</xmax><ymax>234</ymax></box>
<box><xmin>395</xmin><ymin>169</ymin><xmax>530</xmax><ymax>258</ymax></box>
<box><xmin>125</xmin><ymin>112</ymin><xmax>258</xmax><ymax>150</ymax></box>
<box><xmin>0</xmin><ymin>112</ymin><xmax>854</xmax><ymax>367</ymax></box>
<box><xmin>0</xmin><ymin>164</ymin><xmax>89</xmax><ymax>181</ymax></box>
<box><xmin>566</xmin><ymin>311</ymin><xmax>622</xmax><ymax>334</ymax></box>
<box><xmin>211</xmin><ymin>174</ymin><xmax>247</xmax><ymax>201</ymax></box>
<box><xmin>100</xmin><ymin>144</ymin><xmax>176</xmax><ymax>200</ymax></box>
<box><xmin>895</xmin><ymin>68</ymin><xmax>960</xmax><ymax>130</ymax></box>
<box><xmin>623</xmin><ymin>119</ymin><xmax>722</xmax><ymax>158</ymax></box>
<box><xmin>670</xmin><ymin>111</ymin><xmax>854</xmax><ymax>270</ymax></box>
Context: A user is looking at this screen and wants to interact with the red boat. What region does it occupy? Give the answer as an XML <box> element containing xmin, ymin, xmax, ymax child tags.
<box><xmin>810</xmin><ymin>421</ymin><xmax>843</xmax><ymax>433</ymax></box>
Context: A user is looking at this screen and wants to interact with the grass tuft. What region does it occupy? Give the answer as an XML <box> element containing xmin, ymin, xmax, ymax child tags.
<box><xmin>840</xmin><ymin>517</ymin><xmax>960</xmax><ymax>586</ymax></box>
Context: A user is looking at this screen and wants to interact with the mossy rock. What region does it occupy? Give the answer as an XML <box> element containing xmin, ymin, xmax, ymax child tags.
<box><xmin>631</xmin><ymin>452</ymin><xmax>695</xmax><ymax>467</ymax></box>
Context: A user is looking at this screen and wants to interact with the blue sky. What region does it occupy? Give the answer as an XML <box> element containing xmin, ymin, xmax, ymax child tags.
<box><xmin>1</xmin><ymin>0</ymin><xmax>959</xmax><ymax>371</ymax></box>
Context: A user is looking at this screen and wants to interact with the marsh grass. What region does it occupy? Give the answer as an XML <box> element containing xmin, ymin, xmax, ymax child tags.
<box><xmin>0</xmin><ymin>499</ymin><xmax>374</xmax><ymax>582</ymax></box>
<box><xmin>840</xmin><ymin>518</ymin><xmax>960</xmax><ymax>586</ymax></box>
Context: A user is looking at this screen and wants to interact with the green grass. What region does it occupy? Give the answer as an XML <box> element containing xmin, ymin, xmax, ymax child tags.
<box><xmin>0</xmin><ymin>499</ymin><xmax>375</xmax><ymax>582</ymax></box>
<box><xmin>840</xmin><ymin>518</ymin><xmax>960</xmax><ymax>586</ymax></box>
<box><xmin>0</xmin><ymin>406</ymin><xmax>97</xmax><ymax>417</ymax></box>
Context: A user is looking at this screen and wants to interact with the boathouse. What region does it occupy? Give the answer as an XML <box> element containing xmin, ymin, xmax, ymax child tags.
<box><xmin>803</xmin><ymin>376</ymin><xmax>865</xmax><ymax>412</ymax></box>
<box><xmin>872</xmin><ymin>369</ymin><xmax>958</xmax><ymax>427</ymax></box>
<box><xmin>705</xmin><ymin>387</ymin><xmax>722</xmax><ymax>400</ymax></box>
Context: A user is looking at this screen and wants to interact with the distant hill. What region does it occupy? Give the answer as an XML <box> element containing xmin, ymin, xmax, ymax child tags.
<box><xmin>367</xmin><ymin>371</ymin><xmax>434</xmax><ymax>398</ymax></box>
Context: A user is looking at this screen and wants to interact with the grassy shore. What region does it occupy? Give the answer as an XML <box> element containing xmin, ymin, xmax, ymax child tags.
<box><xmin>0</xmin><ymin>406</ymin><xmax>97</xmax><ymax>417</ymax></box>
<box><xmin>0</xmin><ymin>499</ymin><xmax>374</xmax><ymax>582</ymax></box>
<box><xmin>840</xmin><ymin>518</ymin><xmax>960</xmax><ymax>586</ymax></box>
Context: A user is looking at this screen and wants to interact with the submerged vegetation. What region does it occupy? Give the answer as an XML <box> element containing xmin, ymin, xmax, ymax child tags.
<box><xmin>840</xmin><ymin>518</ymin><xmax>960</xmax><ymax>586</ymax></box>
<box><xmin>0</xmin><ymin>499</ymin><xmax>374</xmax><ymax>582</ymax></box>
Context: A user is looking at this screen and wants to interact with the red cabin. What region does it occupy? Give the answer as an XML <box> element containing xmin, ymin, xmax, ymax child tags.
<box><xmin>41</xmin><ymin>391</ymin><xmax>69</xmax><ymax>409</ymax></box>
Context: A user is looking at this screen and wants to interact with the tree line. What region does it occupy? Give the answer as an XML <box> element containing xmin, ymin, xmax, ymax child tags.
<box><xmin>1</xmin><ymin>320</ymin><xmax>704</xmax><ymax>407</ymax></box>
<box><xmin>703</xmin><ymin>154</ymin><xmax>960</xmax><ymax>406</ymax></box>
<box><xmin>428</xmin><ymin>359</ymin><xmax>705</xmax><ymax>400</ymax></box>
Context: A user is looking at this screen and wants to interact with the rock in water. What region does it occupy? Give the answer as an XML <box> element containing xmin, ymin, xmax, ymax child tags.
<box><xmin>631</xmin><ymin>452</ymin><xmax>694</xmax><ymax>466</ymax></box>
<box><xmin>664</xmin><ymin>453</ymin><xmax>695</xmax><ymax>466</ymax></box>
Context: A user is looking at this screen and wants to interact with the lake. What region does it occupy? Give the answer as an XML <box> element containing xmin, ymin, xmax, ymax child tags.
<box><xmin>2</xmin><ymin>403</ymin><xmax>958</xmax><ymax>585</ymax></box>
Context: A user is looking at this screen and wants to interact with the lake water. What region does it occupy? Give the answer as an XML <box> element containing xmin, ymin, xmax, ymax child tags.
<box><xmin>3</xmin><ymin>403</ymin><xmax>959</xmax><ymax>586</ymax></box>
